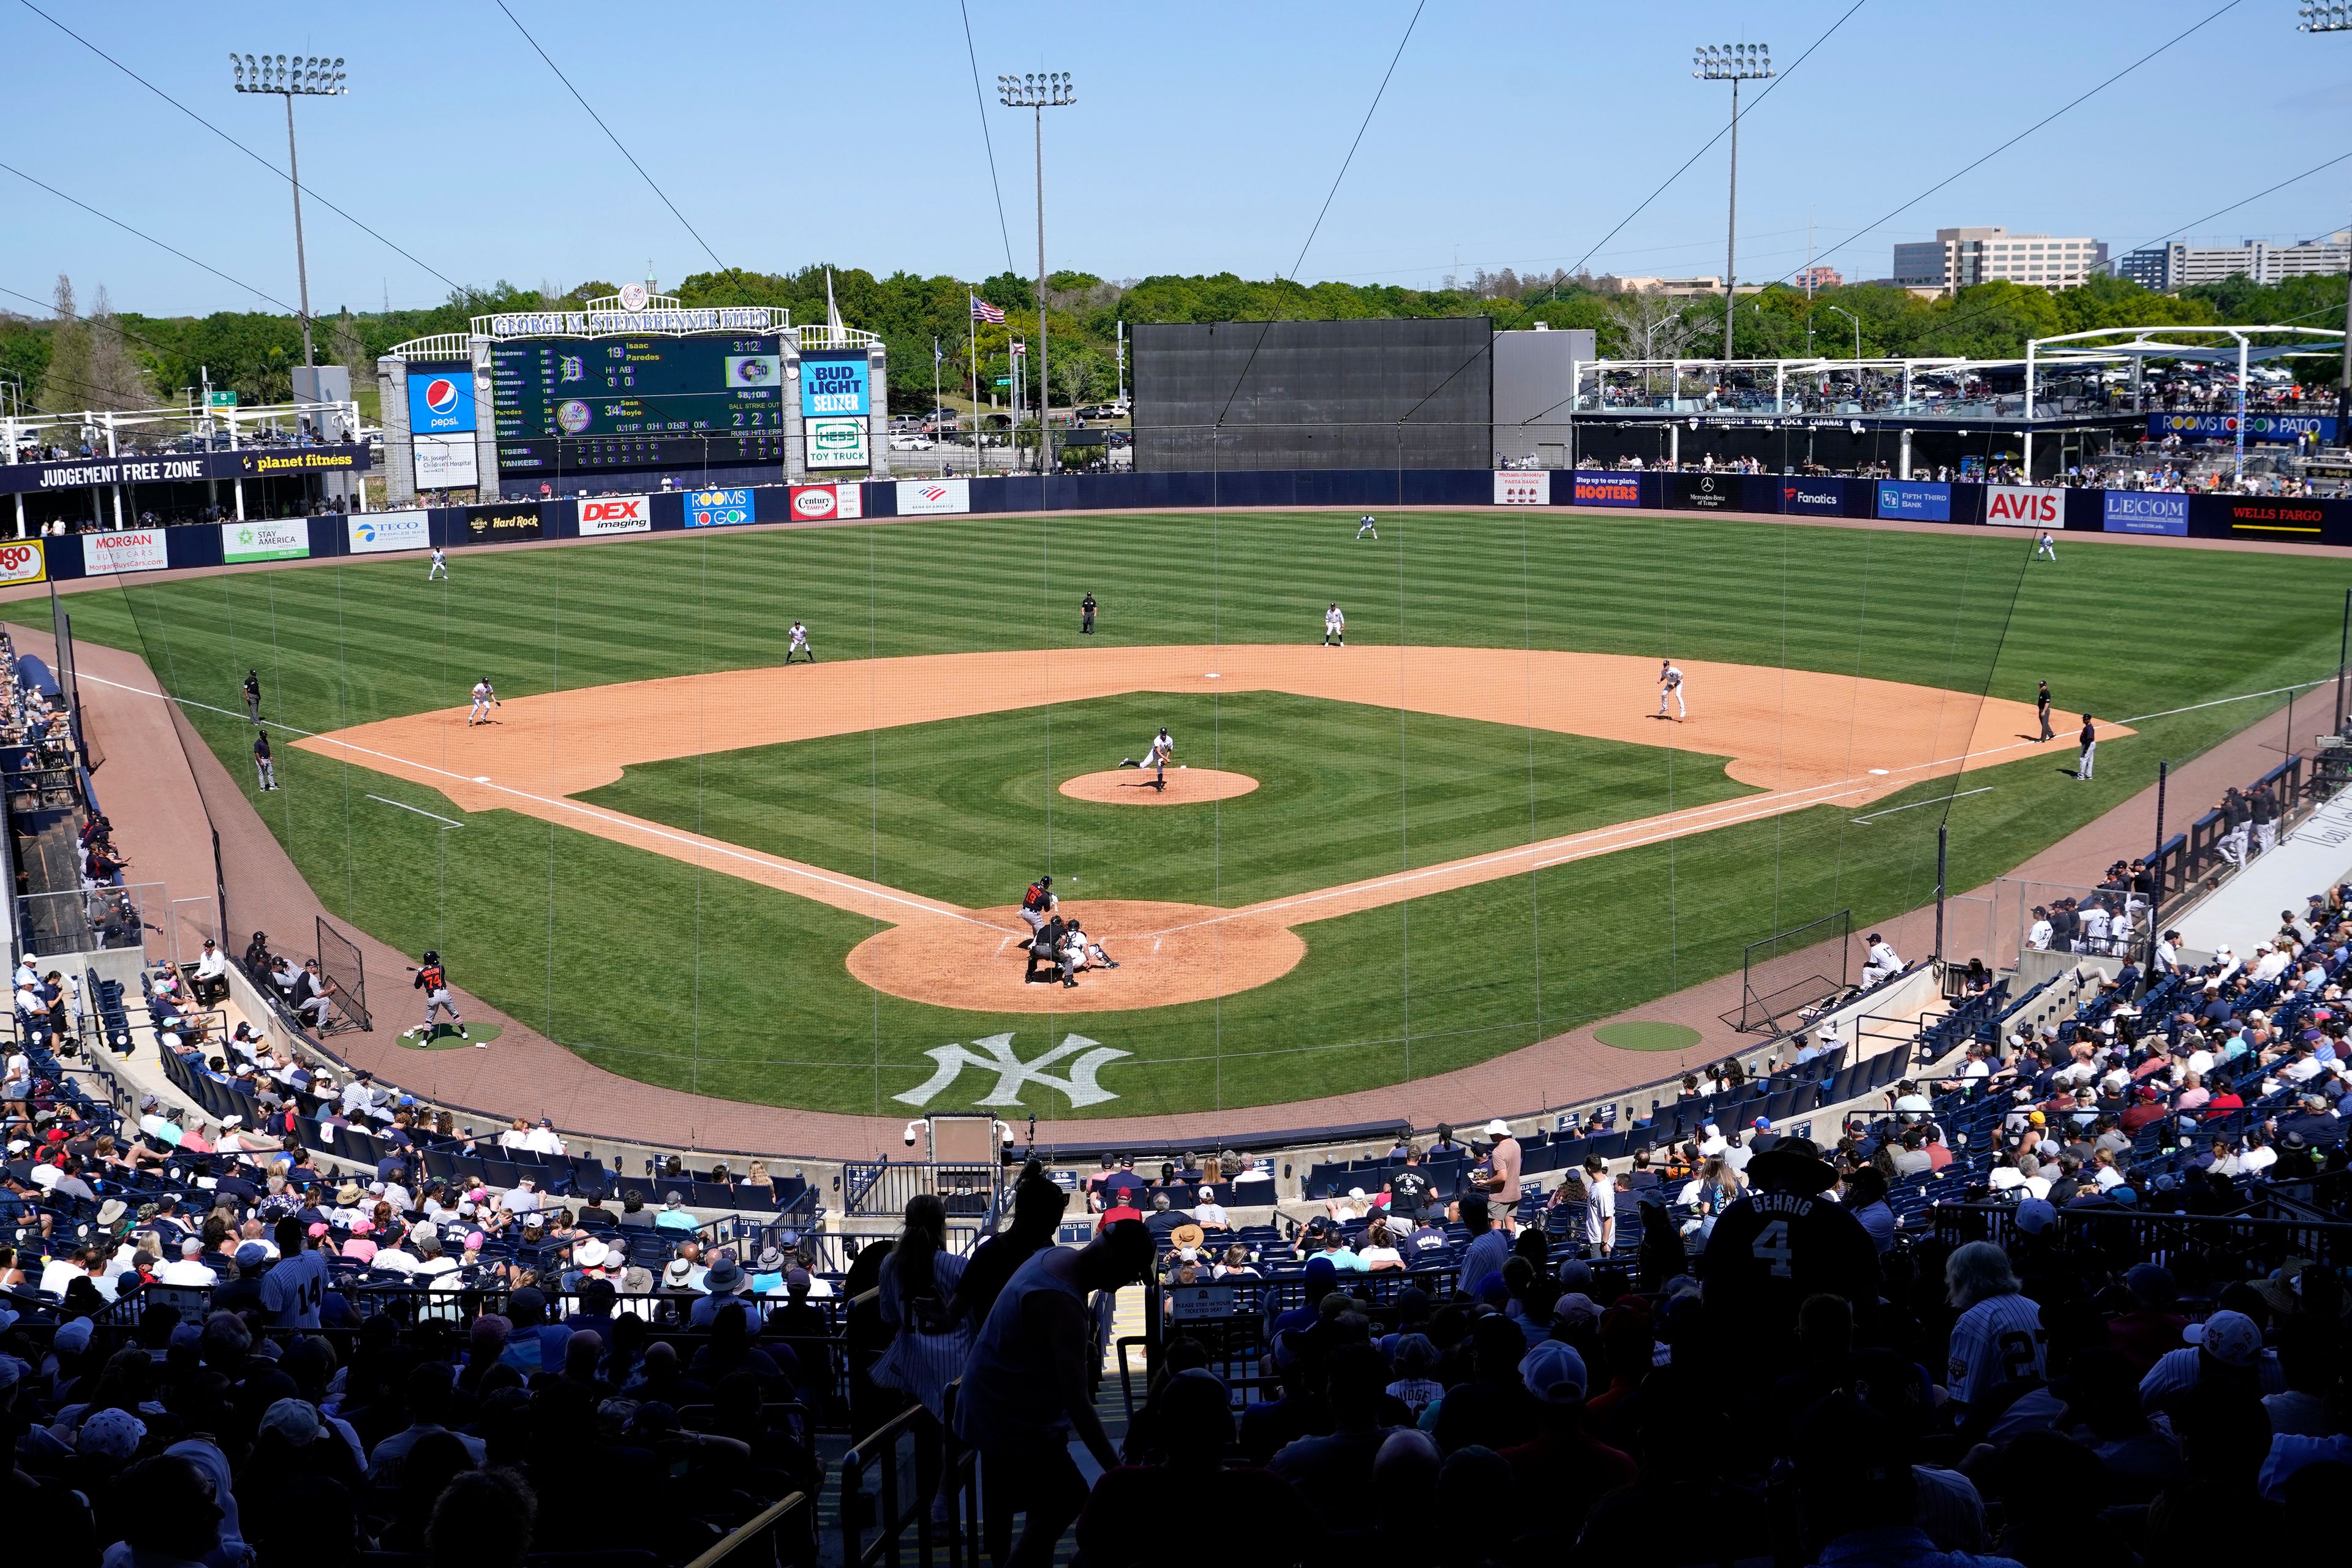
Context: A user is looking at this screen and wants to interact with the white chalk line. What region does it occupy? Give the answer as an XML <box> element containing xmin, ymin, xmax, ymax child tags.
<box><xmin>364</xmin><ymin>794</ymin><xmax>464</xmax><ymax>829</ymax></box>
<box><xmin>75</xmin><ymin>671</ymin><xmax>1004</xmax><ymax>935</ymax></box>
<box><xmin>1852</xmin><ymin>786</ymin><xmax>1995</xmax><ymax>825</ymax></box>
<box><xmin>88</xmin><ymin>664</ymin><xmax>2334</xmax><ymax>950</ymax></box>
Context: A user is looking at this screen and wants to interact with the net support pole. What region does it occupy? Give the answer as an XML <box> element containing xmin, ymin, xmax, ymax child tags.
<box><xmin>2147</xmin><ymin>759</ymin><xmax>2168</xmax><ymax>974</ymax></box>
<box><xmin>2337</xmin><ymin>587</ymin><xmax>2349</xmax><ymax>733</ymax></box>
<box><xmin>1934</xmin><ymin>823</ymin><xmax>1947</xmax><ymax>964</ymax></box>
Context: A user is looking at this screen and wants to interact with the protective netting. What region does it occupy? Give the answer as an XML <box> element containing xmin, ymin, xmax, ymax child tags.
<box><xmin>50</xmin><ymin>415</ymin><xmax>2348</xmax><ymax>1152</ymax></box>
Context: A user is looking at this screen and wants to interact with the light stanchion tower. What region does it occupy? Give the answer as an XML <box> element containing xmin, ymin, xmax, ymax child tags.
<box><xmin>232</xmin><ymin>52</ymin><xmax>347</xmax><ymax>369</ymax></box>
<box><xmin>1692</xmin><ymin>42</ymin><xmax>1771</xmax><ymax>364</ymax></box>
<box><xmin>998</xmin><ymin>70</ymin><xmax>1076</xmax><ymax>474</ymax></box>
<box><xmin>2300</xmin><ymin>4</ymin><xmax>2352</xmax><ymax>431</ymax></box>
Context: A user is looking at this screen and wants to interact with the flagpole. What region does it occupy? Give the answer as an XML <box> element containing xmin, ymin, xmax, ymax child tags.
<box><xmin>968</xmin><ymin>284</ymin><xmax>981</xmax><ymax>472</ymax></box>
<box><xmin>932</xmin><ymin>335</ymin><xmax>942</xmax><ymax>473</ymax></box>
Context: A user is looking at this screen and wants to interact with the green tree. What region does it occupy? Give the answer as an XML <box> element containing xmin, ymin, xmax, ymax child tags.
<box><xmin>34</xmin><ymin>274</ymin><xmax>90</xmax><ymax>415</ymax></box>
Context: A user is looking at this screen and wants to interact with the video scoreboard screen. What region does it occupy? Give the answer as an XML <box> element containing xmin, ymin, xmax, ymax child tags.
<box><xmin>491</xmin><ymin>335</ymin><xmax>784</xmax><ymax>473</ymax></box>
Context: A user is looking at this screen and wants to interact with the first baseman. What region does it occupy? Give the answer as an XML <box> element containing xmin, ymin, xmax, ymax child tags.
<box><xmin>785</xmin><ymin>620</ymin><xmax>814</xmax><ymax>663</ymax></box>
<box><xmin>1658</xmin><ymin>660</ymin><xmax>1686</xmax><ymax>721</ymax></box>
<box><xmin>1324</xmin><ymin>603</ymin><xmax>1346</xmax><ymax>647</ymax></box>
<box><xmin>467</xmin><ymin>677</ymin><xmax>499</xmax><ymax>726</ymax></box>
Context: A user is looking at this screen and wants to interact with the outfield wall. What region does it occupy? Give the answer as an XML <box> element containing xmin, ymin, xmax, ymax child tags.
<box><xmin>12</xmin><ymin>467</ymin><xmax>2346</xmax><ymax>586</ymax></box>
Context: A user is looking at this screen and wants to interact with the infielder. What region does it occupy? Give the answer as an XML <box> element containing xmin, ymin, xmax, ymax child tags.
<box><xmin>1356</xmin><ymin>514</ymin><xmax>1378</xmax><ymax>540</ymax></box>
<box><xmin>467</xmin><ymin>677</ymin><xmax>499</xmax><ymax>726</ymax></box>
<box><xmin>1120</xmin><ymin>726</ymin><xmax>1175</xmax><ymax>792</ymax></box>
<box><xmin>428</xmin><ymin>545</ymin><xmax>449</xmax><ymax>581</ymax></box>
<box><xmin>2034</xmin><ymin>531</ymin><xmax>2057</xmax><ymax>562</ymax></box>
<box><xmin>1658</xmin><ymin>660</ymin><xmax>1687</xmax><ymax>721</ymax></box>
<box><xmin>785</xmin><ymin>620</ymin><xmax>814</xmax><ymax>664</ymax></box>
<box><xmin>408</xmin><ymin>949</ymin><xmax>472</xmax><ymax>1044</ymax></box>
<box><xmin>1323</xmin><ymin>603</ymin><xmax>1346</xmax><ymax>647</ymax></box>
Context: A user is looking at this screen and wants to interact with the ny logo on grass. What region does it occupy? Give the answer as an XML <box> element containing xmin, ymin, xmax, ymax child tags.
<box><xmin>895</xmin><ymin>1032</ymin><xmax>1131</xmax><ymax>1109</ymax></box>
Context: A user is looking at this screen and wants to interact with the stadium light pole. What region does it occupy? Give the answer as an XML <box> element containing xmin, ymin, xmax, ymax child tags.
<box><xmin>232</xmin><ymin>52</ymin><xmax>347</xmax><ymax>369</ymax></box>
<box><xmin>1825</xmin><ymin>303</ymin><xmax>1862</xmax><ymax>369</ymax></box>
<box><xmin>1693</xmin><ymin>43</ymin><xmax>1772</xmax><ymax>365</ymax></box>
<box><xmin>999</xmin><ymin>71</ymin><xmax>1075</xmax><ymax>475</ymax></box>
<box><xmin>2300</xmin><ymin>4</ymin><xmax>2352</xmax><ymax>431</ymax></box>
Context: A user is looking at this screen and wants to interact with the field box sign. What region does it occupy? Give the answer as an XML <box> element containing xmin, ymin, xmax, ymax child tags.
<box><xmin>221</xmin><ymin>521</ymin><xmax>311</xmax><ymax>563</ymax></box>
<box><xmin>895</xmin><ymin>478</ymin><xmax>970</xmax><ymax>516</ymax></box>
<box><xmin>788</xmin><ymin>483</ymin><xmax>864</xmax><ymax>521</ymax></box>
<box><xmin>1985</xmin><ymin>484</ymin><xmax>2064</xmax><ymax>529</ymax></box>
<box><xmin>576</xmin><ymin>494</ymin><xmax>652</xmax><ymax>535</ymax></box>
<box><xmin>1492</xmin><ymin>471</ymin><xmax>1550</xmax><ymax>505</ymax></box>
<box><xmin>349</xmin><ymin>511</ymin><xmax>430</xmax><ymax>554</ymax></box>
<box><xmin>685</xmin><ymin>488</ymin><xmax>753</xmax><ymax>528</ymax></box>
<box><xmin>81</xmin><ymin>529</ymin><xmax>170</xmax><ymax>575</ymax></box>
<box><xmin>2103</xmin><ymin>491</ymin><xmax>2188</xmax><ymax>537</ymax></box>
<box><xmin>1876</xmin><ymin>480</ymin><xmax>1950</xmax><ymax>521</ymax></box>
<box><xmin>1570</xmin><ymin>471</ymin><xmax>1643</xmax><ymax>508</ymax></box>
<box><xmin>805</xmin><ymin>414</ymin><xmax>870</xmax><ymax>470</ymax></box>
<box><xmin>0</xmin><ymin>541</ymin><xmax>46</xmax><ymax>586</ymax></box>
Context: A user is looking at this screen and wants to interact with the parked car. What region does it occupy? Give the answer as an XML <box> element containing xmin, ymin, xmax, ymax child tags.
<box><xmin>889</xmin><ymin>432</ymin><xmax>937</xmax><ymax>451</ymax></box>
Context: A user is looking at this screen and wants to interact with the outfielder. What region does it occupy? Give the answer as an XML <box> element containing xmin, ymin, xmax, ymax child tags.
<box><xmin>1324</xmin><ymin>603</ymin><xmax>1346</xmax><ymax>647</ymax></box>
<box><xmin>1658</xmin><ymin>660</ymin><xmax>1687</xmax><ymax>721</ymax></box>
<box><xmin>1356</xmin><ymin>514</ymin><xmax>1378</xmax><ymax>540</ymax></box>
<box><xmin>467</xmin><ymin>677</ymin><xmax>499</xmax><ymax>726</ymax></box>
<box><xmin>1120</xmin><ymin>726</ymin><xmax>1175</xmax><ymax>791</ymax></box>
<box><xmin>785</xmin><ymin>620</ymin><xmax>814</xmax><ymax>664</ymax></box>
<box><xmin>2034</xmin><ymin>531</ymin><xmax>2057</xmax><ymax>562</ymax></box>
<box><xmin>408</xmin><ymin>950</ymin><xmax>472</xmax><ymax>1044</ymax></box>
<box><xmin>428</xmin><ymin>545</ymin><xmax>449</xmax><ymax>581</ymax></box>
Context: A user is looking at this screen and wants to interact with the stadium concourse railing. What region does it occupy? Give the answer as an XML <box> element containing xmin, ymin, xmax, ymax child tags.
<box><xmin>1933</xmin><ymin>1199</ymin><xmax>2352</xmax><ymax>1270</ymax></box>
<box><xmin>2149</xmin><ymin>748</ymin><xmax>2348</xmax><ymax>922</ymax></box>
<box><xmin>15</xmin><ymin>468</ymin><xmax>2352</xmax><ymax>589</ymax></box>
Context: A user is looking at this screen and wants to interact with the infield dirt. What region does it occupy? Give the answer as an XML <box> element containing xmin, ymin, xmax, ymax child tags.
<box><xmin>295</xmin><ymin>644</ymin><xmax>2092</xmax><ymax>1013</ymax></box>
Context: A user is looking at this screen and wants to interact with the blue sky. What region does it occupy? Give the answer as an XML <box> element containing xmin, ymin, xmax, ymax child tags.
<box><xmin>6</xmin><ymin>0</ymin><xmax>2352</xmax><ymax>318</ymax></box>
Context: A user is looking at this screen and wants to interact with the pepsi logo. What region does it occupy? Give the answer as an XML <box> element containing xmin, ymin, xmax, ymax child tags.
<box><xmin>423</xmin><ymin>378</ymin><xmax>460</xmax><ymax>415</ymax></box>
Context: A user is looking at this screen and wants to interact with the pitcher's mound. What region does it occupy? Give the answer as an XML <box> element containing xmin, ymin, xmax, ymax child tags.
<box><xmin>846</xmin><ymin>900</ymin><xmax>1305</xmax><ymax>1012</ymax></box>
<box><xmin>1059</xmin><ymin>768</ymin><xmax>1259</xmax><ymax>805</ymax></box>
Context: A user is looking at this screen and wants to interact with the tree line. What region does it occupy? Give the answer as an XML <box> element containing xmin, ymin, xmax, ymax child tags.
<box><xmin>1</xmin><ymin>263</ymin><xmax>2341</xmax><ymax>424</ymax></box>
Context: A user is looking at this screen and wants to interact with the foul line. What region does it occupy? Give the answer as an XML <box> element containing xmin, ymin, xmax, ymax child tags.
<box><xmin>81</xmin><ymin>663</ymin><xmax>2335</xmax><ymax>944</ymax></box>
<box><xmin>366</xmin><ymin>794</ymin><xmax>464</xmax><ymax>829</ymax></box>
<box><xmin>1852</xmin><ymin>786</ymin><xmax>1992</xmax><ymax>826</ymax></box>
<box><xmin>74</xmin><ymin>671</ymin><xmax>1003</xmax><ymax>935</ymax></box>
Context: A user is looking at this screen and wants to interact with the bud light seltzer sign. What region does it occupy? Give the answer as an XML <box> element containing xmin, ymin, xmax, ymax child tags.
<box><xmin>801</xmin><ymin>351</ymin><xmax>872</xmax><ymax>471</ymax></box>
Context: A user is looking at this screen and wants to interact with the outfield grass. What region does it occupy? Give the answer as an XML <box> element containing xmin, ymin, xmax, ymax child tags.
<box><xmin>56</xmin><ymin>510</ymin><xmax>2350</xmax><ymax>1118</ymax></box>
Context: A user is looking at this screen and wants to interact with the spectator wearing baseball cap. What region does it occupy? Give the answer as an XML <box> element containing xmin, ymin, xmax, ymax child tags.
<box><xmin>1497</xmin><ymin>1339</ymin><xmax>1634</xmax><ymax>1516</ymax></box>
<box><xmin>2139</xmin><ymin>1310</ymin><xmax>2281</xmax><ymax>1412</ymax></box>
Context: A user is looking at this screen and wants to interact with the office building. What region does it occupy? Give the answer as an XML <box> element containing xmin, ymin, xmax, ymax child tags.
<box><xmin>1890</xmin><ymin>227</ymin><xmax>2109</xmax><ymax>293</ymax></box>
<box><xmin>2116</xmin><ymin>234</ymin><xmax>2351</xmax><ymax>292</ymax></box>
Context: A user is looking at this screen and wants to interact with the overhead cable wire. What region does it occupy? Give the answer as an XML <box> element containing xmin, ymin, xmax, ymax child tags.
<box><xmin>1564</xmin><ymin>0</ymin><xmax>1869</xmax><ymax>281</ymax></box>
<box><xmin>14</xmin><ymin>0</ymin><xmax>468</xmax><ymax>296</ymax></box>
<box><xmin>1216</xmin><ymin>0</ymin><xmax>1428</xmax><ymax>427</ymax></box>
<box><xmin>0</xmin><ymin>162</ymin><xmax>300</xmax><ymax>314</ymax></box>
<box><xmin>494</xmin><ymin>0</ymin><xmax>725</xmax><ymax>270</ymax></box>
<box><xmin>959</xmin><ymin>0</ymin><xmax>1019</xmax><ymax>279</ymax></box>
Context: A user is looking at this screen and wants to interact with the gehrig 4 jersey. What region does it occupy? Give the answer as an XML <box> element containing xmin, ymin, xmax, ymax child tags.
<box><xmin>1701</xmin><ymin>1190</ymin><xmax>1880</xmax><ymax>1332</ymax></box>
<box><xmin>1947</xmin><ymin>1293</ymin><xmax>2048</xmax><ymax>1406</ymax></box>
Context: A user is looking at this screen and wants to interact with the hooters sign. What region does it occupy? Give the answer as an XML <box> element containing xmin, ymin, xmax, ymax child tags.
<box><xmin>575</xmin><ymin>494</ymin><xmax>650</xmax><ymax>535</ymax></box>
<box><xmin>1985</xmin><ymin>485</ymin><xmax>2065</xmax><ymax>529</ymax></box>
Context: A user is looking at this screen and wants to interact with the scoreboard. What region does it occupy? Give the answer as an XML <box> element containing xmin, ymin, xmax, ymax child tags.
<box><xmin>491</xmin><ymin>334</ymin><xmax>785</xmax><ymax>475</ymax></box>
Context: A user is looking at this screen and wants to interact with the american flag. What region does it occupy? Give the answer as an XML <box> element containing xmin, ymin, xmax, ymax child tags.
<box><xmin>969</xmin><ymin>293</ymin><xmax>1005</xmax><ymax>325</ymax></box>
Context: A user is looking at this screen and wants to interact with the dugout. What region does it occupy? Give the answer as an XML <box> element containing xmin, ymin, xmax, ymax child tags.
<box><xmin>1132</xmin><ymin>317</ymin><xmax>1494</xmax><ymax>472</ymax></box>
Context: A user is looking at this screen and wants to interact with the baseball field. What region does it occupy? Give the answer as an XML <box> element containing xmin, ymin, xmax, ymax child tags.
<box><xmin>56</xmin><ymin>508</ymin><xmax>2342</xmax><ymax>1118</ymax></box>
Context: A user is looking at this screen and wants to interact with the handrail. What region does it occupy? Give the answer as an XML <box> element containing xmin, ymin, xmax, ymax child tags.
<box><xmin>682</xmin><ymin>1490</ymin><xmax>808</xmax><ymax>1568</ymax></box>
